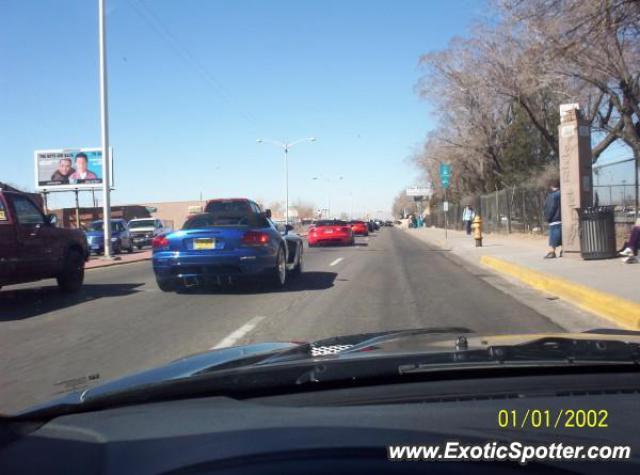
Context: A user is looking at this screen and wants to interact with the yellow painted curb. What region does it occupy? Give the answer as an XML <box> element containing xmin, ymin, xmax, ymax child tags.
<box><xmin>480</xmin><ymin>255</ymin><xmax>640</xmax><ymax>330</ymax></box>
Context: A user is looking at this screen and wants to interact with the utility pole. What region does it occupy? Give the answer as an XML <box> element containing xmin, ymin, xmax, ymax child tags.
<box><xmin>98</xmin><ymin>0</ymin><xmax>113</xmax><ymax>258</ymax></box>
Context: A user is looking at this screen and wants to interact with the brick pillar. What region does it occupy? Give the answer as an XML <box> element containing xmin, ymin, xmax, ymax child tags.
<box><xmin>558</xmin><ymin>105</ymin><xmax>593</xmax><ymax>252</ymax></box>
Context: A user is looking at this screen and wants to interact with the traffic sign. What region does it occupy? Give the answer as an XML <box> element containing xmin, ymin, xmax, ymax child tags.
<box><xmin>443</xmin><ymin>201</ymin><xmax>449</xmax><ymax>212</ymax></box>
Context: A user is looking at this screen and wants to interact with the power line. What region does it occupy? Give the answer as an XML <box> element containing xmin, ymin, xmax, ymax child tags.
<box><xmin>125</xmin><ymin>0</ymin><xmax>260</xmax><ymax>129</ymax></box>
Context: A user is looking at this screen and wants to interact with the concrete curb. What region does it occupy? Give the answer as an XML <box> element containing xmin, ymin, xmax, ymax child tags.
<box><xmin>481</xmin><ymin>255</ymin><xmax>640</xmax><ymax>330</ymax></box>
<box><xmin>86</xmin><ymin>256</ymin><xmax>151</xmax><ymax>270</ymax></box>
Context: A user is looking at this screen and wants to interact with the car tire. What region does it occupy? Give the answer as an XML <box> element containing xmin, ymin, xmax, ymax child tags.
<box><xmin>290</xmin><ymin>245</ymin><xmax>303</xmax><ymax>277</ymax></box>
<box><xmin>57</xmin><ymin>249</ymin><xmax>85</xmax><ymax>293</ymax></box>
<box><xmin>308</xmin><ymin>241</ymin><xmax>316</xmax><ymax>248</ymax></box>
<box><xmin>268</xmin><ymin>246</ymin><xmax>287</xmax><ymax>288</ymax></box>
<box><xmin>156</xmin><ymin>276</ymin><xmax>177</xmax><ymax>292</ymax></box>
<box><xmin>127</xmin><ymin>243</ymin><xmax>134</xmax><ymax>253</ymax></box>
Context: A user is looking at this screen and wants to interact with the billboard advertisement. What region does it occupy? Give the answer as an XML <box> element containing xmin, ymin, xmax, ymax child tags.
<box><xmin>34</xmin><ymin>148</ymin><xmax>113</xmax><ymax>191</ymax></box>
<box><xmin>406</xmin><ymin>186</ymin><xmax>430</xmax><ymax>197</ymax></box>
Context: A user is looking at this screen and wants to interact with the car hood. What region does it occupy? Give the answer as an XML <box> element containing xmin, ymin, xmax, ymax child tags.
<box><xmin>18</xmin><ymin>328</ymin><xmax>640</xmax><ymax>416</ymax></box>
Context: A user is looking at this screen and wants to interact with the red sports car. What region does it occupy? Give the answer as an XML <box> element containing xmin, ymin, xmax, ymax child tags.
<box><xmin>348</xmin><ymin>220</ymin><xmax>369</xmax><ymax>236</ymax></box>
<box><xmin>308</xmin><ymin>220</ymin><xmax>354</xmax><ymax>247</ymax></box>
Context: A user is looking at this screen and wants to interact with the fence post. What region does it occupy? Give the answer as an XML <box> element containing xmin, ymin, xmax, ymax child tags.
<box><xmin>506</xmin><ymin>187</ymin><xmax>513</xmax><ymax>234</ymax></box>
<box><xmin>495</xmin><ymin>189</ymin><xmax>499</xmax><ymax>233</ymax></box>
<box><xmin>522</xmin><ymin>189</ymin><xmax>527</xmax><ymax>233</ymax></box>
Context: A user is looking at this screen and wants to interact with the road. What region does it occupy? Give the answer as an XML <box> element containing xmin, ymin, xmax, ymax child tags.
<box><xmin>0</xmin><ymin>227</ymin><xmax>563</xmax><ymax>414</ymax></box>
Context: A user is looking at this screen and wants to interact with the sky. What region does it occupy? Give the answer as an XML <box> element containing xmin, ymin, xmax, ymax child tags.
<box><xmin>0</xmin><ymin>0</ymin><xmax>633</xmax><ymax>217</ymax></box>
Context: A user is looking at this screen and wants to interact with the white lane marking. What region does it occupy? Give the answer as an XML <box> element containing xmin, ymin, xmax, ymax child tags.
<box><xmin>210</xmin><ymin>316</ymin><xmax>266</xmax><ymax>349</ymax></box>
<box><xmin>329</xmin><ymin>257</ymin><xmax>344</xmax><ymax>267</ymax></box>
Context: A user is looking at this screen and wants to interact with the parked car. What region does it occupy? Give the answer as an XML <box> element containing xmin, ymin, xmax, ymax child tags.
<box><xmin>348</xmin><ymin>220</ymin><xmax>369</xmax><ymax>236</ymax></box>
<box><xmin>85</xmin><ymin>219</ymin><xmax>134</xmax><ymax>255</ymax></box>
<box><xmin>366</xmin><ymin>220</ymin><xmax>376</xmax><ymax>233</ymax></box>
<box><xmin>0</xmin><ymin>183</ymin><xmax>89</xmax><ymax>292</ymax></box>
<box><xmin>152</xmin><ymin>198</ymin><xmax>303</xmax><ymax>291</ymax></box>
<box><xmin>128</xmin><ymin>218</ymin><xmax>171</xmax><ymax>250</ymax></box>
<box><xmin>308</xmin><ymin>220</ymin><xmax>354</xmax><ymax>246</ymax></box>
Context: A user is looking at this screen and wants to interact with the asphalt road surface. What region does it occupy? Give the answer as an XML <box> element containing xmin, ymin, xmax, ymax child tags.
<box><xmin>0</xmin><ymin>227</ymin><xmax>563</xmax><ymax>414</ymax></box>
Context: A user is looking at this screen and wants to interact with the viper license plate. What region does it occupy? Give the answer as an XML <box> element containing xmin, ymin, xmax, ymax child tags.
<box><xmin>194</xmin><ymin>238</ymin><xmax>215</xmax><ymax>250</ymax></box>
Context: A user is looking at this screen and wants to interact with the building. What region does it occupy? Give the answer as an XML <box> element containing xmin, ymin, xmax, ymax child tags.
<box><xmin>139</xmin><ymin>200</ymin><xmax>204</xmax><ymax>230</ymax></box>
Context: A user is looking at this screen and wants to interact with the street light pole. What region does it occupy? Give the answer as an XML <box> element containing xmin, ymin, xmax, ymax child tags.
<box><xmin>98</xmin><ymin>0</ymin><xmax>112</xmax><ymax>258</ymax></box>
<box><xmin>284</xmin><ymin>145</ymin><xmax>289</xmax><ymax>226</ymax></box>
<box><xmin>257</xmin><ymin>137</ymin><xmax>316</xmax><ymax>225</ymax></box>
<box><xmin>312</xmin><ymin>175</ymin><xmax>343</xmax><ymax>219</ymax></box>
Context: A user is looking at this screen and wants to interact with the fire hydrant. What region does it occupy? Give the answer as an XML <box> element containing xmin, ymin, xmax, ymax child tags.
<box><xmin>472</xmin><ymin>215</ymin><xmax>483</xmax><ymax>247</ymax></box>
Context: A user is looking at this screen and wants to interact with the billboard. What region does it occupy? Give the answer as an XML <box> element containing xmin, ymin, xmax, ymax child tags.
<box><xmin>34</xmin><ymin>148</ymin><xmax>113</xmax><ymax>191</ymax></box>
<box><xmin>406</xmin><ymin>186</ymin><xmax>430</xmax><ymax>197</ymax></box>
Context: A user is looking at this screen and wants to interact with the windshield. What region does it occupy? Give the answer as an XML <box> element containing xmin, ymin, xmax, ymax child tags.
<box><xmin>315</xmin><ymin>220</ymin><xmax>348</xmax><ymax>227</ymax></box>
<box><xmin>1</xmin><ymin>0</ymin><xmax>637</xmax><ymax>423</ymax></box>
<box><xmin>87</xmin><ymin>221</ymin><xmax>123</xmax><ymax>232</ymax></box>
<box><xmin>129</xmin><ymin>219</ymin><xmax>155</xmax><ymax>228</ymax></box>
<box><xmin>183</xmin><ymin>212</ymin><xmax>267</xmax><ymax>228</ymax></box>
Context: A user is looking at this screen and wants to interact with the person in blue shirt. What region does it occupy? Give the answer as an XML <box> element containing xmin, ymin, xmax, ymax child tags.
<box><xmin>462</xmin><ymin>205</ymin><xmax>475</xmax><ymax>235</ymax></box>
<box><xmin>543</xmin><ymin>180</ymin><xmax>562</xmax><ymax>259</ymax></box>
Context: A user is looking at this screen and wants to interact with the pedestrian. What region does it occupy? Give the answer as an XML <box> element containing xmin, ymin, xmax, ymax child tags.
<box><xmin>543</xmin><ymin>180</ymin><xmax>562</xmax><ymax>259</ymax></box>
<box><xmin>462</xmin><ymin>205</ymin><xmax>475</xmax><ymax>236</ymax></box>
<box><xmin>618</xmin><ymin>218</ymin><xmax>640</xmax><ymax>263</ymax></box>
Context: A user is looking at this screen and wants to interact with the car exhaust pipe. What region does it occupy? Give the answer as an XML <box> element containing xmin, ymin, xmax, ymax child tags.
<box><xmin>183</xmin><ymin>276</ymin><xmax>199</xmax><ymax>287</ymax></box>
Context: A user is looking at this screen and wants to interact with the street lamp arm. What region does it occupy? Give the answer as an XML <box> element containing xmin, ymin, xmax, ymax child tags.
<box><xmin>288</xmin><ymin>137</ymin><xmax>316</xmax><ymax>148</ymax></box>
<box><xmin>256</xmin><ymin>138</ymin><xmax>286</xmax><ymax>149</ymax></box>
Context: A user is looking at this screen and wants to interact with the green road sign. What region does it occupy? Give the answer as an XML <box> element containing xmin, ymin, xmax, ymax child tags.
<box><xmin>440</xmin><ymin>163</ymin><xmax>451</xmax><ymax>189</ymax></box>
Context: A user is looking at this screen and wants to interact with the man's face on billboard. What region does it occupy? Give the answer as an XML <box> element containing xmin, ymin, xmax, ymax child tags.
<box><xmin>76</xmin><ymin>156</ymin><xmax>88</xmax><ymax>172</ymax></box>
<box><xmin>58</xmin><ymin>159</ymin><xmax>72</xmax><ymax>176</ymax></box>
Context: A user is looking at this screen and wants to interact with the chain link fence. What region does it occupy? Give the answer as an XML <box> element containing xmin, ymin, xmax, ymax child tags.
<box><xmin>425</xmin><ymin>184</ymin><xmax>636</xmax><ymax>237</ymax></box>
<box><xmin>425</xmin><ymin>186</ymin><xmax>550</xmax><ymax>235</ymax></box>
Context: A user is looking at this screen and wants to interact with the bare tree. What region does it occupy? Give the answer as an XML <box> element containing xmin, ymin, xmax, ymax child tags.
<box><xmin>291</xmin><ymin>200</ymin><xmax>316</xmax><ymax>220</ymax></box>
<box><xmin>392</xmin><ymin>189</ymin><xmax>417</xmax><ymax>218</ymax></box>
<box><xmin>501</xmin><ymin>0</ymin><xmax>640</xmax><ymax>162</ymax></box>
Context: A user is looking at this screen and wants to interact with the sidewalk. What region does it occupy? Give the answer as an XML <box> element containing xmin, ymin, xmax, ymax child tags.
<box><xmin>85</xmin><ymin>250</ymin><xmax>152</xmax><ymax>270</ymax></box>
<box><xmin>403</xmin><ymin>226</ymin><xmax>640</xmax><ymax>330</ymax></box>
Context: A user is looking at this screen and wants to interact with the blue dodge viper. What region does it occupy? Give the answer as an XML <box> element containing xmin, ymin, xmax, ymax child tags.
<box><xmin>152</xmin><ymin>198</ymin><xmax>303</xmax><ymax>291</ymax></box>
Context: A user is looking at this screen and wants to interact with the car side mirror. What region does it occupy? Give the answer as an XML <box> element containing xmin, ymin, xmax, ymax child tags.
<box><xmin>46</xmin><ymin>214</ymin><xmax>58</xmax><ymax>227</ymax></box>
<box><xmin>285</xmin><ymin>224</ymin><xmax>294</xmax><ymax>233</ymax></box>
<box><xmin>265</xmin><ymin>209</ymin><xmax>272</xmax><ymax>219</ymax></box>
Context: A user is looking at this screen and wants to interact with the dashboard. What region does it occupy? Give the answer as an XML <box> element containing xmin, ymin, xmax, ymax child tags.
<box><xmin>1</xmin><ymin>372</ymin><xmax>639</xmax><ymax>474</ymax></box>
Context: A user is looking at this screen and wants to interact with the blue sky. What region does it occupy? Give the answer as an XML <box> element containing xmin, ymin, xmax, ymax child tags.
<box><xmin>0</xmin><ymin>0</ymin><xmax>632</xmax><ymax>216</ymax></box>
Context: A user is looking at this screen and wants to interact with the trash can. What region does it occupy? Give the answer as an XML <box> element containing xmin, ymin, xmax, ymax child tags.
<box><xmin>577</xmin><ymin>206</ymin><xmax>617</xmax><ymax>260</ymax></box>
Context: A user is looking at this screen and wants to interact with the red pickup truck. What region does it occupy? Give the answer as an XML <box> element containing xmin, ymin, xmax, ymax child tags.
<box><xmin>0</xmin><ymin>184</ymin><xmax>89</xmax><ymax>292</ymax></box>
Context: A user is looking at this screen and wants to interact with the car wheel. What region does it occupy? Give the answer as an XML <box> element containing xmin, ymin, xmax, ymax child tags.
<box><xmin>127</xmin><ymin>242</ymin><xmax>134</xmax><ymax>253</ymax></box>
<box><xmin>268</xmin><ymin>246</ymin><xmax>287</xmax><ymax>288</ymax></box>
<box><xmin>57</xmin><ymin>249</ymin><xmax>85</xmax><ymax>293</ymax></box>
<box><xmin>156</xmin><ymin>276</ymin><xmax>177</xmax><ymax>292</ymax></box>
<box><xmin>290</xmin><ymin>245</ymin><xmax>303</xmax><ymax>277</ymax></box>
